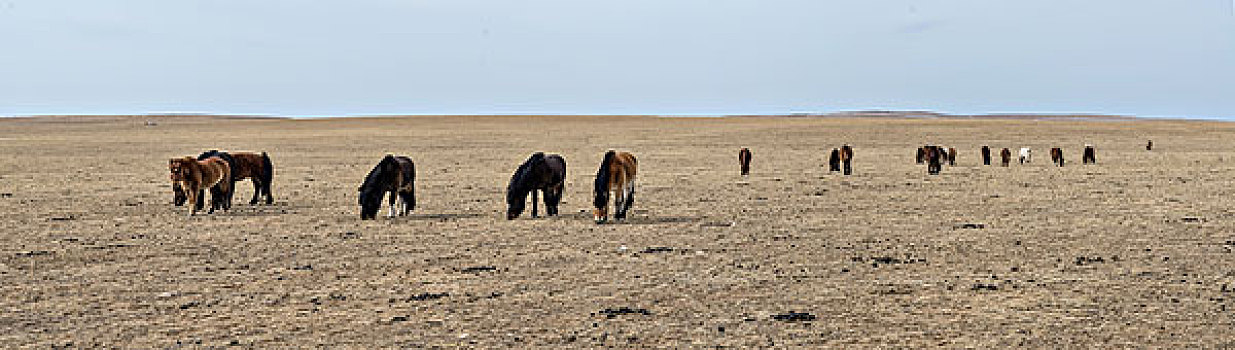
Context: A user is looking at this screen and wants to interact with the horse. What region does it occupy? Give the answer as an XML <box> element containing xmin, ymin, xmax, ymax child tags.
<box><xmin>738</xmin><ymin>148</ymin><xmax>752</xmax><ymax>177</ymax></box>
<box><xmin>1083</xmin><ymin>145</ymin><xmax>1096</xmax><ymax>164</ymax></box>
<box><xmin>358</xmin><ymin>155</ymin><xmax>416</xmax><ymax>220</ymax></box>
<box><xmin>506</xmin><ymin>152</ymin><xmax>566</xmax><ymax>220</ymax></box>
<box><xmin>176</xmin><ymin>150</ymin><xmax>275</xmax><ymax>208</ymax></box>
<box><xmin>946</xmin><ymin>147</ymin><xmax>957</xmax><ymax>166</ymax></box>
<box><xmin>840</xmin><ymin>145</ymin><xmax>854</xmax><ymax>175</ymax></box>
<box><xmin>828</xmin><ymin>148</ymin><xmax>841</xmax><ymax>172</ymax></box>
<box><xmin>1019</xmin><ymin>148</ymin><xmax>1032</xmax><ymax>164</ymax></box>
<box><xmin>1146</xmin><ymin>140</ymin><xmax>1153</xmax><ymax>151</ymax></box>
<box><xmin>169</xmin><ymin>156</ymin><xmax>231</xmax><ymax>216</ymax></box>
<box><xmin>1050</xmin><ymin>147</ymin><xmax>1065</xmax><ymax>167</ymax></box>
<box><xmin>1000</xmin><ymin>148</ymin><xmax>1012</xmax><ymax>167</ymax></box>
<box><xmin>916</xmin><ymin>147</ymin><xmax>925</xmax><ymax>164</ymax></box>
<box><xmin>593</xmin><ymin>150</ymin><xmax>637</xmax><ymax>224</ymax></box>
<box><xmin>981</xmin><ymin>146</ymin><xmax>991</xmax><ymax>166</ymax></box>
<box><xmin>924</xmin><ymin>145</ymin><xmax>944</xmax><ymax>175</ymax></box>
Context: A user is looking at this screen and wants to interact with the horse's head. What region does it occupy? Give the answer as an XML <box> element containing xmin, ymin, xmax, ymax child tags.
<box><xmin>593</xmin><ymin>189</ymin><xmax>609</xmax><ymax>224</ymax></box>
<box><xmin>172</xmin><ymin>183</ymin><xmax>187</xmax><ymax>206</ymax></box>
<box><xmin>169</xmin><ymin>158</ymin><xmax>192</xmax><ymax>181</ymax></box>
<box><xmin>358</xmin><ymin>186</ymin><xmax>382</xmax><ymax>220</ymax></box>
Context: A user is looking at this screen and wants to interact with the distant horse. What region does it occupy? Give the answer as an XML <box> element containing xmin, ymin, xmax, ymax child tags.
<box><xmin>924</xmin><ymin>146</ymin><xmax>944</xmax><ymax>175</ymax></box>
<box><xmin>828</xmin><ymin>148</ymin><xmax>841</xmax><ymax>172</ymax></box>
<box><xmin>1083</xmin><ymin>145</ymin><xmax>1096</xmax><ymax>164</ymax></box>
<box><xmin>738</xmin><ymin>148</ymin><xmax>752</xmax><ymax>177</ymax></box>
<box><xmin>358</xmin><ymin>155</ymin><xmax>416</xmax><ymax>220</ymax></box>
<box><xmin>1146</xmin><ymin>140</ymin><xmax>1153</xmax><ymax>151</ymax></box>
<box><xmin>593</xmin><ymin>150</ymin><xmax>637</xmax><ymax>224</ymax></box>
<box><xmin>946</xmin><ymin>147</ymin><xmax>957</xmax><ymax>166</ymax></box>
<box><xmin>1000</xmin><ymin>148</ymin><xmax>1012</xmax><ymax>167</ymax></box>
<box><xmin>507</xmin><ymin>152</ymin><xmax>566</xmax><ymax>220</ymax></box>
<box><xmin>169</xmin><ymin>156</ymin><xmax>231</xmax><ymax>216</ymax></box>
<box><xmin>177</xmin><ymin>150</ymin><xmax>275</xmax><ymax>208</ymax></box>
<box><xmin>981</xmin><ymin>146</ymin><xmax>991</xmax><ymax>166</ymax></box>
<box><xmin>1019</xmin><ymin>148</ymin><xmax>1032</xmax><ymax>164</ymax></box>
<box><xmin>916</xmin><ymin>147</ymin><xmax>925</xmax><ymax>164</ymax></box>
<box><xmin>840</xmin><ymin>145</ymin><xmax>854</xmax><ymax>175</ymax></box>
<box><xmin>1050</xmin><ymin>147</ymin><xmax>1065</xmax><ymax>167</ymax></box>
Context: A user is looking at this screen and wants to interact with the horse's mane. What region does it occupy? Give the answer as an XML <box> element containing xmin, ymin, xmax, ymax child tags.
<box><xmin>594</xmin><ymin>150</ymin><xmax>616</xmax><ymax>203</ymax></box>
<box><xmin>508</xmin><ymin>152</ymin><xmax>544</xmax><ymax>201</ymax></box>
<box><xmin>361</xmin><ymin>155</ymin><xmax>397</xmax><ymax>192</ymax></box>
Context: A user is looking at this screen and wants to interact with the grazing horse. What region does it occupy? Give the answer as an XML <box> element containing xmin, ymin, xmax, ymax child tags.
<box><xmin>506</xmin><ymin>152</ymin><xmax>566</xmax><ymax>220</ymax></box>
<box><xmin>828</xmin><ymin>148</ymin><xmax>841</xmax><ymax>172</ymax></box>
<box><xmin>1000</xmin><ymin>148</ymin><xmax>1012</xmax><ymax>167</ymax></box>
<box><xmin>1083</xmin><ymin>145</ymin><xmax>1096</xmax><ymax>164</ymax></box>
<box><xmin>1050</xmin><ymin>147</ymin><xmax>1065</xmax><ymax>167</ymax></box>
<box><xmin>916</xmin><ymin>147</ymin><xmax>925</xmax><ymax>164</ymax></box>
<box><xmin>840</xmin><ymin>145</ymin><xmax>854</xmax><ymax>175</ymax></box>
<box><xmin>981</xmin><ymin>146</ymin><xmax>991</xmax><ymax>166</ymax></box>
<box><xmin>1019</xmin><ymin>148</ymin><xmax>1032</xmax><ymax>164</ymax></box>
<box><xmin>946</xmin><ymin>147</ymin><xmax>957</xmax><ymax>166</ymax></box>
<box><xmin>738</xmin><ymin>148</ymin><xmax>752</xmax><ymax>177</ymax></box>
<box><xmin>924</xmin><ymin>145</ymin><xmax>944</xmax><ymax>175</ymax></box>
<box><xmin>358</xmin><ymin>155</ymin><xmax>416</xmax><ymax>220</ymax></box>
<box><xmin>593</xmin><ymin>150</ymin><xmax>637</xmax><ymax>224</ymax></box>
<box><xmin>177</xmin><ymin>150</ymin><xmax>275</xmax><ymax>208</ymax></box>
<box><xmin>169</xmin><ymin>156</ymin><xmax>231</xmax><ymax>216</ymax></box>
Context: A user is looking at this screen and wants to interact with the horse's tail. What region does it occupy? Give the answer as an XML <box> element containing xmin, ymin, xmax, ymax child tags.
<box><xmin>260</xmin><ymin>151</ymin><xmax>274</xmax><ymax>185</ymax></box>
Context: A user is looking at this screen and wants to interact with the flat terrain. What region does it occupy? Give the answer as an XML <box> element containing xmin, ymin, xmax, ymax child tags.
<box><xmin>2</xmin><ymin>115</ymin><xmax>1234</xmax><ymax>347</ymax></box>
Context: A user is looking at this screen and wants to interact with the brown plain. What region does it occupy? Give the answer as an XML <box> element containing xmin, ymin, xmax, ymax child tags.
<box><xmin>1</xmin><ymin>115</ymin><xmax>1233</xmax><ymax>347</ymax></box>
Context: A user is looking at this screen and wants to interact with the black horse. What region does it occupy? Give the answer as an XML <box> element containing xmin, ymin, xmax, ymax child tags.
<box><xmin>828</xmin><ymin>148</ymin><xmax>841</xmax><ymax>172</ymax></box>
<box><xmin>506</xmin><ymin>152</ymin><xmax>566</xmax><ymax>220</ymax></box>
<box><xmin>358</xmin><ymin>155</ymin><xmax>416</xmax><ymax>220</ymax></box>
<box><xmin>981</xmin><ymin>146</ymin><xmax>991</xmax><ymax>166</ymax></box>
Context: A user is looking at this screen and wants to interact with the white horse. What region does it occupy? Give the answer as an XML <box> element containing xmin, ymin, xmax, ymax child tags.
<box><xmin>1019</xmin><ymin>148</ymin><xmax>1032</xmax><ymax>164</ymax></box>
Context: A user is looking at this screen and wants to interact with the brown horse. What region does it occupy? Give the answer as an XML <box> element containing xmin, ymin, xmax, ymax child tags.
<box><xmin>915</xmin><ymin>147</ymin><xmax>925</xmax><ymax>164</ymax></box>
<box><xmin>169</xmin><ymin>156</ymin><xmax>231</xmax><ymax>216</ymax></box>
<box><xmin>1083</xmin><ymin>145</ymin><xmax>1096</xmax><ymax>164</ymax></box>
<box><xmin>738</xmin><ymin>148</ymin><xmax>752</xmax><ymax>177</ymax></box>
<box><xmin>1000</xmin><ymin>148</ymin><xmax>1012</xmax><ymax>167</ymax></box>
<box><xmin>946</xmin><ymin>147</ymin><xmax>957</xmax><ymax>166</ymax></box>
<box><xmin>980</xmin><ymin>146</ymin><xmax>991</xmax><ymax>166</ymax></box>
<box><xmin>840</xmin><ymin>145</ymin><xmax>854</xmax><ymax>175</ymax></box>
<box><xmin>1050</xmin><ymin>147</ymin><xmax>1065</xmax><ymax>167</ymax></box>
<box><xmin>593</xmin><ymin>150</ymin><xmax>637</xmax><ymax>224</ymax></box>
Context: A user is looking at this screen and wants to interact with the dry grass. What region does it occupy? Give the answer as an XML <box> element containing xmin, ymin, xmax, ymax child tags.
<box><xmin>1</xmin><ymin>115</ymin><xmax>1234</xmax><ymax>347</ymax></box>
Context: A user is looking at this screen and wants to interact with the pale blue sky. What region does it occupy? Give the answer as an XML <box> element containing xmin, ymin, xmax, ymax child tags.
<box><xmin>1</xmin><ymin>1</ymin><xmax>1233</xmax><ymax>118</ymax></box>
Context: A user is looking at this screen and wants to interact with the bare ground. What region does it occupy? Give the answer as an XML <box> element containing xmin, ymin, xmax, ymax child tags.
<box><xmin>1</xmin><ymin>115</ymin><xmax>1234</xmax><ymax>348</ymax></box>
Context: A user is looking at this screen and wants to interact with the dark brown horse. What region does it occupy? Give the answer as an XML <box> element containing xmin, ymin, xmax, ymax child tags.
<box><xmin>1146</xmin><ymin>140</ymin><xmax>1153</xmax><ymax>151</ymax></box>
<box><xmin>1000</xmin><ymin>148</ymin><xmax>1012</xmax><ymax>167</ymax></box>
<box><xmin>981</xmin><ymin>146</ymin><xmax>991</xmax><ymax>166</ymax></box>
<box><xmin>169</xmin><ymin>156</ymin><xmax>231</xmax><ymax>216</ymax></box>
<box><xmin>916</xmin><ymin>147</ymin><xmax>925</xmax><ymax>164</ymax></box>
<box><xmin>1050</xmin><ymin>147</ymin><xmax>1065</xmax><ymax>167</ymax></box>
<box><xmin>507</xmin><ymin>152</ymin><xmax>566</xmax><ymax>220</ymax></box>
<box><xmin>1083</xmin><ymin>145</ymin><xmax>1096</xmax><ymax>164</ymax></box>
<box><xmin>946</xmin><ymin>147</ymin><xmax>957</xmax><ymax>166</ymax></box>
<box><xmin>738</xmin><ymin>148</ymin><xmax>752</xmax><ymax>177</ymax></box>
<box><xmin>828</xmin><ymin>148</ymin><xmax>841</xmax><ymax>172</ymax></box>
<box><xmin>840</xmin><ymin>145</ymin><xmax>854</xmax><ymax>175</ymax></box>
<box><xmin>358</xmin><ymin>155</ymin><xmax>416</xmax><ymax>220</ymax></box>
<box><xmin>594</xmin><ymin>150</ymin><xmax>637</xmax><ymax>224</ymax></box>
<box><xmin>924</xmin><ymin>145</ymin><xmax>944</xmax><ymax>175</ymax></box>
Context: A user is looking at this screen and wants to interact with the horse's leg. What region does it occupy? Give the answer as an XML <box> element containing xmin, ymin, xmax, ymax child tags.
<box><xmin>622</xmin><ymin>183</ymin><xmax>636</xmax><ymax>219</ymax></box>
<box><xmin>186</xmin><ymin>186</ymin><xmax>198</xmax><ymax>216</ymax></box>
<box><xmin>250</xmin><ymin>179</ymin><xmax>261</xmax><ymax>205</ymax></box>
<box><xmin>547</xmin><ymin>185</ymin><xmax>561</xmax><ymax>216</ymax></box>
<box><xmin>531</xmin><ymin>190</ymin><xmax>540</xmax><ymax>218</ymax></box>
<box><xmin>843</xmin><ymin>160</ymin><xmax>852</xmax><ymax>175</ymax></box>
<box><xmin>262</xmin><ymin>180</ymin><xmax>274</xmax><ymax>205</ymax></box>
<box><xmin>207</xmin><ymin>186</ymin><xmax>219</xmax><ymax>214</ymax></box>
<box><xmin>387</xmin><ymin>191</ymin><xmax>398</xmax><ymax>218</ymax></box>
<box><xmin>195</xmin><ymin>189</ymin><xmax>205</xmax><ymax>211</ymax></box>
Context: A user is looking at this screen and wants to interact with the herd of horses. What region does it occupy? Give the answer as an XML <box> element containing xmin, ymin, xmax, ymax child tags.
<box><xmin>168</xmin><ymin>141</ymin><xmax>1131</xmax><ymax>221</ymax></box>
